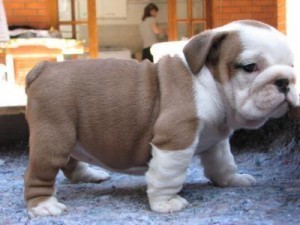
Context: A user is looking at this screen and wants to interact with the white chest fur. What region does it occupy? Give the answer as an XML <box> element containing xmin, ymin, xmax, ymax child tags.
<box><xmin>192</xmin><ymin>66</ymin><xmax>233</xmax><ymax>152</ymax></box>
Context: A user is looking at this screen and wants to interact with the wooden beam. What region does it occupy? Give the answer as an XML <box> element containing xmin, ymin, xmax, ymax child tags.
<box><xmin>188</xmin><ymin>0</ymin><xmax>192</xmax><ymax>36</ymax></box>
<box><xmin>87</xmin><ymin>0</ymin><xmax>99</xmax><ymax>58</ymax></box>
<box><xmin>71</xmin><ymin>0</ymin><xmax>77</xmax><ymax>39</ymax></box>
<box><xmin>167</xmin><ymin>0</ymin><xmax>177</xmax><ymax>41</ymax></box>
<box><xmin>59</xmin><ymin>21</ymin><xmax>88</xmax><ymax>25</ymax></box>
<box><xmin>48</xmin><ymin>0</ymin><xmax>59</xmax><ymax>29</ymax></box>
<box><xmin>205</xmin><ymin>0</ymin><xmax>213</xmax><ymax>29</ymax></box>
<box><xmin>0</xmin><ymin>107</ymin><xmax>25</xmax><ymax>115</ymax></box>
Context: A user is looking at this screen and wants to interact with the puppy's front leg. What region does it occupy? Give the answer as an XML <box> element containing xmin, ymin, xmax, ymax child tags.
<box><xmin>145</xmin><ymin>141</ymin><xmax>196</xmax><ymax>213</ymax></box>
<box><xmin>200</xmin><ymin>139</ymin><xmax>256</xmax><ymax>187</ymax></box>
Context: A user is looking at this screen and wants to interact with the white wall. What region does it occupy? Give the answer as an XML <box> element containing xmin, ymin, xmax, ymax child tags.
<box><xmin>58</xmin><ymin>0</ymin><xmax>168</xmax><ymax>53</ymax></box>
<box><xmin>76</xmin><ymin>0</ymin><xmax>168</xmax><ymax>25</ymax></box>
<box><xmin>0</xmin><ymin>0</ymin><xmax>9</xmax><ymax>41</ymax></box>
<box><xmin>286</xmin><ymin>0</ymin><xmax>300</xmax><ymax>92</ymax></box>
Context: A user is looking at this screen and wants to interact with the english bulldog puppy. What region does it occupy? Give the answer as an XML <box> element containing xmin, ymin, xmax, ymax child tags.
<box><xmin>24</xmin><ymin>20</ymin><xmax>299</xmax><ymax>218</ymax></box>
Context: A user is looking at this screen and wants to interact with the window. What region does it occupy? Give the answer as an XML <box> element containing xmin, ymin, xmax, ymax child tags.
<box><xmin>168</xmin><ymin>0</ymin><xmax>210</xmax><ymax>40</ymax></box>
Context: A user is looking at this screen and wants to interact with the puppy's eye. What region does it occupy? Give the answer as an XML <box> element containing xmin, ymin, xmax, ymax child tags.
<box><xmin>235</xmin><ymin>63</ymin><xmax>257</xmax><ymax>73</ymax></box>
<box><xmin>242</xmin><ymin>63</ymin><xmax>257</xmax><ymax>72</ymax></box>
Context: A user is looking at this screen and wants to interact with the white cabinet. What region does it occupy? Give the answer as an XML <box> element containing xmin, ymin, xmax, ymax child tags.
<box><xmin>99</xmin><ymin>47</ymin><xmax>131</xmax><ymax>59</ymax></box>
<box><xmin>77</xmin><ymin>0</ymin><xmax>127</xmax><ymax>19</ymax></box>
<box><xmin>98</xmin><ymin>0</ymin><xmax>127</xmax><ymax>18</ymax></box>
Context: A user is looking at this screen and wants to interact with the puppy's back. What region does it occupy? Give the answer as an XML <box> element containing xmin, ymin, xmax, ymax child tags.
<box><xmin>26</xmin><ymin>58</ymin><xmax>160</xmax><ymax>170</ymax></box>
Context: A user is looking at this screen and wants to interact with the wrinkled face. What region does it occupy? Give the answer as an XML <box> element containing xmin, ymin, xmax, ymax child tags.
<box><xmin>220</xmin><ymin>22</ymin><xmax>298</xmax><ymax>125</ymax></box>
<box><xmin>184</xmin><ymin>20</ymin><xmax>299</xmax><ymax>128</ymax></box>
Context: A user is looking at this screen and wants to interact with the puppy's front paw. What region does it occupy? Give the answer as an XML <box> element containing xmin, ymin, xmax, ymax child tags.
<box><xmin>28</xmin><ymin>197</ymin><xmax>67</xmax><ymax>218</ymax></box>
<box><xmin>227</xmin><ymin>173</ymin><xmax>256</xmax><ymax>187</ymax></box>
<box><xmin>150</xmin><ymin>195</ymin><xmax>189</xmax><ymax>213</ymax></box>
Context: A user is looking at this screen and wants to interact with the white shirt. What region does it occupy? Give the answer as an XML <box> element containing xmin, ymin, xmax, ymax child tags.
<box><xmin>139</xmin><ymin>17</ymin><xmax>158</xmax><ymax>48</ymax></box>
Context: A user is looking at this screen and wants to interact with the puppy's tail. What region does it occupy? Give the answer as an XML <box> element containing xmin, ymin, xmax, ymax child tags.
<box><xmin>25</xmin><ymin>61</ymin><xmax>47</xmax><ymax>93</ymax></box>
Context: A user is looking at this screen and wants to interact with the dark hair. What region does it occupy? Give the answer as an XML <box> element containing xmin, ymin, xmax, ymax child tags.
<box><xmin>142</xmin><ymin>3</ymin><xmax>159</xmax><ymax>21</ymax></box>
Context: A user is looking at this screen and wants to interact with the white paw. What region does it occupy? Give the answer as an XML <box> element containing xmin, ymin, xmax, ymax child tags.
<box><xmin>28</xmin><ymin>197</ymin><xmax>67</xmax><ymax>218</ymax></box>
<box><xmin>150</xmin><ymin>195</ymin><xmax>189</xmax><ymax>213</ymax></box>
<box><xmin>70</xmin><ymin>165</ymin><xmax>110</xmax><ymax>183</ymax></box>
<box><xmin>227</xmin><ymin>173</ymin><xmax>256</xmax><ymax>187</ymax></box>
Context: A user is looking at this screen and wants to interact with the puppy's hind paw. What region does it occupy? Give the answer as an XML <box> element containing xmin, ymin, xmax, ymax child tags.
<box><xmin>69</xmin><ymin>163</ymin><xmax>110</xmax><ymax>183</ymax></box>
<box><xmin>150</xmin><ymin>195</ymin><xmax>189</xmax><ymax>213</ymax></box>
<box><xmin>227</xmin><ymin>173</ymin><xmax>256</xmax><ymax>187</ymax></box>
<box><xmin>28</xmin><ymin>197</ymin><xmax>67</xmax><ymax>218</ymax></box>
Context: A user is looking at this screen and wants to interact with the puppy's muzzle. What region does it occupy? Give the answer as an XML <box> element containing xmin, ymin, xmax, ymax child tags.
<box><xmin>274</xmin><ymin>78</ymin><xmax>289</xmax><ymax>94</ymax></box>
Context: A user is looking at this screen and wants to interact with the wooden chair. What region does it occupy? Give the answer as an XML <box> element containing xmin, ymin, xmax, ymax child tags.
<box><xmin>5</xmin><ymin>45</ymin><xmax>63</xmax><ymax>86</ymax></box>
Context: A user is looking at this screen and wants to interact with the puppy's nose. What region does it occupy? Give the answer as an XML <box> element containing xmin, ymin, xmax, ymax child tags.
<box><xmin>274</xmin><ymin>78</ymin><xmax>289</xmax><ymax>94</ymax></box>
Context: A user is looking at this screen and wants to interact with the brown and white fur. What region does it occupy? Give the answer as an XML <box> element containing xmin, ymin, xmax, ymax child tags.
<box><xmin>24</xmin><ymin>20</ymin><xmax>299</xmax><ymax>217</ymax></box>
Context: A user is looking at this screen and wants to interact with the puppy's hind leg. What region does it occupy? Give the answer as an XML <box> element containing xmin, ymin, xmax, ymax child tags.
<box><xmin>200</xmin><ymin>139</ymin><xmax>256</xmax><ymax>187</ymax></box>
<box><xmin>62</xmin><ymin>157</ymin><xmax>110</xmax><ymax>183</ymax></box>
<box><xmin>25</xmin><ymin>123</ymin><xmax>76</xmax><ymax>218</ymax></box>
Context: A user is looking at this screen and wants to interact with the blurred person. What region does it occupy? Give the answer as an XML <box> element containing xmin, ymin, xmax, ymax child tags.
<box><xmin>139</xmin><ymin>3</ymin><xmax>166</xmax><ymax>62</ymax></box>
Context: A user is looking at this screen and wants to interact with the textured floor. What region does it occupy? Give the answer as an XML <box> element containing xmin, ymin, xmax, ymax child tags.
<box><xmin>0</xmin><ymin>134</ymin><xmax>299</xmax><ymax>225</ymax></box>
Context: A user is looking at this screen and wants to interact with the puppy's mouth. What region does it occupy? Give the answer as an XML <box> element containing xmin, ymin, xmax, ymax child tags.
<box><xmin>273</xmin><ymin>75</ymin><xmax>299</xmax><ymax>107</ymax></box>
<box><xmin>285</xmin><ymin>92</ymin><xmax>299</xmax><ymax>108</ymax></box>
<box><xmin>243</xmin><ymin>117</ymin><xmax>269</xmax><ymax>129</ymax></box>
<box><xmin>241</xmin><ymin>85</ymin><xmax>298</xmax><ymax>122</ymax></box>
<box><xmin>287</xmin><ymin>99</ymin><xmax>295</xmax><ymax>109</ymax></box>
<box><xmin>267</xmin><ymin>92</ymin><xmax>298</xmax><ymax>119</ymax></box>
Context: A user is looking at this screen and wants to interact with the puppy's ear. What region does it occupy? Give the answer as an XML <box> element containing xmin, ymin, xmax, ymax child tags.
<box><xmin>183</xmin><ymin>30</ymin><xmax>228</xmax><ymax>75</ymax></box>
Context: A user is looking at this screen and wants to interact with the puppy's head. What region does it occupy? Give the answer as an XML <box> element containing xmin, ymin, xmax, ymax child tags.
<box><xmin>184</xmin><ymin>20</ymin><xmax>299</xmax><ymax>128</ymax></box>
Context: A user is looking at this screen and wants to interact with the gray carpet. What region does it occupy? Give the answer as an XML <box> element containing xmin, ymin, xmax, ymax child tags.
<box><xmin>0</xmin><ymin>116</ymin><xmax>299</xmax><ymax>225</ymax></box>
